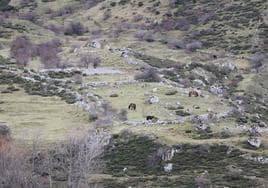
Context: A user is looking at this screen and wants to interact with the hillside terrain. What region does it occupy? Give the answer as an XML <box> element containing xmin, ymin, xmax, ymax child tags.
<box><xmin>0</xmin><ymin>0</ymin><xmax>268</xmax><ymax>187</ymax></box>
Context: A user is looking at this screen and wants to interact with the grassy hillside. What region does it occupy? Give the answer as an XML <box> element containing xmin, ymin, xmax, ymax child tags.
<box><xmin>0</xmin><ymin>0</ymin><xmax>267</xmax><ymax>187</ymax></box>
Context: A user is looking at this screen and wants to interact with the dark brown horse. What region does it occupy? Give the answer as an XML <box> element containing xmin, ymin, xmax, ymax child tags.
<box><xmin>128</xmin><ymin>103</ymin><xmax>136</xmax><ymax>110</ymax></box>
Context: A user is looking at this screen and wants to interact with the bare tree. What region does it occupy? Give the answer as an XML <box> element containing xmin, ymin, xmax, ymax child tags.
<box><xmin>59</xmin><ymin>128</ymin><xmax>111</xmax><ymax>188</ymax></box>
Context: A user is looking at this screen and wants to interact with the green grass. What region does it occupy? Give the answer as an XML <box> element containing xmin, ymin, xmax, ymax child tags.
<box><xmin>91</xmin><ymin>82</ymin><xmax>230</xmax><ymax>121</ymax></box>
<box><xmin>0</xmin><ymin>85</ymin><xmax>89</xmax><ymax>142</ymax></box>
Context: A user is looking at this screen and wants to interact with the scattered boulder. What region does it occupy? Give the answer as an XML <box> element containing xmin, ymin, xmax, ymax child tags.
<box><xmin>86</xmin><ymin>40</ymin><xmax>102</xmax><ymax>49</ymax></box>
<box><xmin>0</xmin><ymin>123</ymin><xmax>10</xmax><ymax>136</ymax></box>
<box><xmin>165</xmin><ymin>103</ymin><xmax>184</xmax><ymax>110</ymax></box>
<box><xmin>161</xmin><ymin>148</ymin><xmax>180</xmax><ymax>161</ymax></box>
<box><xmin>194</xmin><ymin>123</ymin><xmax>208</xmax><ymax>132</ymax></box>
<box><xmin>149</xmin><ymin>96</ymin><xmax>160</xmax><ymax>104</ymax></box>
<box><xmin>247</xmin><ymin>137</ymin><xmax>261</xmax><ymax>148</ymax></box>
<box><xmin>195</xmin><ymin>171</ymin><xmax>211</xmax><ymax>188</ymax></box>
<box><xmin>1</xmin><ymin>85</ymin><xmax>20</xmax><ymax>93</ymax></box>
<box><xmin>176</xmin><ymin>110</ymin><xmax>191</xmax><ymax>116</ymax></box>
<box><xmin>110</xmin><ymin>93</ymin><xmax>119</xmax><ymax>97</ymax></box>
<box><xmin>225</xmin><ymin>165</ymin><xmax>243</xmax><ymax>180</ymax></box>
<box><xmin>191</xmin><ymin>67</ymin><xmax>216</xmax><ymax>85</ymax></box>
<box><xmin>218</xmin><ymin>62</ymin><xmax>237</xmax><ymax>72</ymax></box>
<box><xmin>193</xmin><ymin>79</ymin><xmax>206</xmax><ymax>87</ymax></box>
<box><xmin>165</xmin><ymin>89</ymin><xmax>177</xmax><ymax>96</ymax></box>
<box><xmin>119</xmin><ymin>48</ymin><xmax>133</xmax><ymax>58</ymax></box>
<box><xmin>210</xmin><ymin>85</ymin><xmax>224</xmax><ymax>96</ymax></box>
<box><xmin>220</xmin><ymin>127</ymin><xmax>232</xmax><ymax>138</ymax></box>
<box><xmin>249</xmin><ymin>125</ymin><xmax>261</xmax><ymax>136</ymax></box>
<box><xmin>164</xmin><ymin>163</ymin><xmax>173</xmax><ymax>173</ymax></box>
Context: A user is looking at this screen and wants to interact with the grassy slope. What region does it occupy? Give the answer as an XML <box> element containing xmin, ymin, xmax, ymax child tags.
<box><xmin>0</xmin><ymin>0</ymin><xmax>268</xmax><ymax>186</ymax></box>
<box><xmin>0</xmin><ymin>85</ymin><xmax>89</xmax><ymax>142</ymax></box>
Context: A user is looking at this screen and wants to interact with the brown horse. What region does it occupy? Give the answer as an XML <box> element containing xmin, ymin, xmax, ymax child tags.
<box><xmin>189</xmin><ymin>90</ymin><xmax>199</xmax><ymax>97</ymax></box>
<box><xmin>128</xmin><ymin>103</ymin><xmax>136</xmax><ymax>110</ymax></box>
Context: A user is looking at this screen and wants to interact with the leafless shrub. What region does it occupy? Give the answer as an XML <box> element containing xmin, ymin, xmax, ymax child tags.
<box><xmin>250</xmin><ymin>52</ymin><xmax>265</xmax><ymax>69</ymax></box>
<box><xmin>185</xmin><ymin>41</ymin><xmax>202</xmax><ymax>52</ymax></box>
<box><xmin>0</xmin><ymin>14</ymin><xmax>4</xmax><ymax>24</ymax></box>
<box><xmin>52</xmin><ymin>128</ymin><xmax>111</xmax><ymax>187</ymax></box>
<box><xmin>64</xmin><ymin>22</ymin><xmax>87</xmax><ymax>36</ymax></box>
<box><xmin>132</xmin><ymin>14</ymin><xmax>143</xmax><ymax>22</ymax></box>
<box><xmin>50</xmin><ymin>5</ymin><xmax>75</xmax><ymax>17</ymax></box>
<box><xmin>19</xmin><ymin>11</ymin><xmax>40</xmax><ymax>24</ymax></box>
<box><xmin>198</xmin><ymin>12</ymin><xmax>215</xmax><ymax>25</ymax></box>
<box><xmin>134</xmin><ymin>30</ymin><xmax>154</xmax><ymax>42</ymax></box>
<box><xmin>135</xmin><ymin>68</ymin><xmax>161</xmax><ymax>82</ymax></box>
<box><xmin>118</xmin><ymin>109</ymin><xmax>128</xmax><ymax>121</ymax></box>
<box><xmin>94</xmin><ymin>118</ymin><xmax>113</xmax><ymax>128</ymax></box>
<box><xmin>160</xmin><ymin>37</ymin><xmax>185</xmax><ymax>49</ymax></box>
<box><xmin>194</xmin><ymin>171</ymin><xmax>211</xmax><ymax>188</ymax></box>
<box><xmin>72</xmin><ymin>73</ymin><xmax>83</xmax><ymax>84</ymax></box>
<box><xmin>0</xmin><ymin>135</ymin><xmax>46</xmax><ymax>188</ymax></box>
<box><xmin>36</xmin><ymin>39</ymin><xmax>62</xmax><ymax>68</ymax></box>
<box><xmin>80</xmin><ymin>53</ymin><xmax>101</xmax><ymax>69</ymax></box>
<box><xmin>0</xmin><ymin>42</ymin><xmax>4</xmax><ymax>50</ymax></box>
<box><xmin>45</xmin><ymin>23</ymin><xmax>64</xmax><ymax>34</ymax></box>
<box><xmin>10</xmin><ymin>36</ymin><xmax>35</xmax><ymax>66</ymax></box>
<box><xmin>91</xmin><ymin>27</ymin><xmax>103</xmax><ymax>36</ymax></box>
<box><xmin>80</xmin><ymin>0</ymin><xmax>104</xmax><ymax>9</ymax></box>
<box><xmin>0</xmin><ymin>127</ymin><xmax>110</xmax><ymax>188</ymax></box>
<box><xmin>103</xmin><ymin>9</ymin><xmax>111</xmax><ymax>20</ymax></box>
<box><xmin>156</xmin><ymin>18</ymin><xmax>190</xmax><ymax>32</ymax></box>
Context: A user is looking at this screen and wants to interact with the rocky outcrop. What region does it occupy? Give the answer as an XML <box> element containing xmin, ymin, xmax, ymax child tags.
<box><xmin>247</xmin><ymin>137</ymin><xmax>261</xmax><ymax>148</ymax></box>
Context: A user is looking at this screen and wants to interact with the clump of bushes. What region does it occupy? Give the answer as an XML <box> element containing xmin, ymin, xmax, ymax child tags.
<box><xmin>45</xmin><ymin>23</ymin><xmax>64</xmax><ymax>34</ymax></box>
<box><xmin>249</xmin><ymin>52</ymin><xmax>265</xmax><ymax>69</ymax></box>
<box><xmin>10</xmin><ymin>36</ymin><xmax>62</xmax><ymax>68</ymax></box>
<box><xmin>103</xmin><ymin>9</ymin><xmax>111</xmax><ymax>20</ymax></box>
<box><xmin>10</xmin><ymin>36</ymin><xmax>35</xmax><ymax>66</ymax></box>
<box><xmin>135</xmin><ymin>68</ymin><xmax>161</xmax><ymax>82</ymax></box>
<box><xmin>0</xmin><ymin>0</ymin><xmax>10</xmax><ymax>11</ymax></box>
<box><xmin>36</xmin><ymin>39</ymin><xmax>62</xmax><ymax>68</ymax></box>
<box><xmin>79</xmin><ymin>53</ymin><xmax>101</xmax><ymax>68</ymax></box>
<box><xmin>64</xmin><ymin>22</ymin><xmax>87</xmax><ymax>36</ymax></box>
<box><xmin>156</xmin><ymin>18</ymin><xmax>190</xmax><ymax>32</ymax></box>
<box><xmin>19</xmin><ymin>11</ymin><xmax>40</xmax><ymax>24</ymax></box>
<box><xmin>185</xmin><ymin>41</ymin><xmax>202</xmax><ymax>52</ymax></box>
<box><xmin>134</xmin><ymin>30</ymin><xmax>154</xmax><ymax>42</ymax></box>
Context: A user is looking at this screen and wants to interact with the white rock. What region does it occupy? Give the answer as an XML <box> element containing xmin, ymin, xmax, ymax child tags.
<box><xmin>164</xmin><ymin>163</ymin><xmax>173</xmax><ymax>173</ymax></box>
<box><xmin>210</xmin><ymin>85</ymin><xmax>223</xmax><ymax>96</ymax></box>
<box><xmin>149</xmin><ymin>96</ymin><xmax>160</xmax><ymax>104</ymax></box>
<box><xmin>195</xmin><ymin>124</ymin><xmax>208</xmax><ymax>131</ymax></box>
<box><xmin>152</xmin><ymin>88</ymin><xmax>158</xmax><ymax>92</ymax></box>
<box><xmin>247</xmin><ymin>137</ymin><xmax>261</xmax><ymax>148</ymax></box>
<box><xmin>87</xmin><ymin>40</ymin><xmax>102</xmax><ymax>49</ymax></box>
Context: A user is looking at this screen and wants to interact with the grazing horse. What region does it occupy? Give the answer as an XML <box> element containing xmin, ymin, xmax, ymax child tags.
<box><xmin>128</xmin><ymin>103</ymin><xmax>136</xmax><ymax>110</ymax></box>
<box><xmin>188</xmin><ymin>90</ymin><xmax>199</xmax><ymax>97</ymax></box>
<box><xmin>146</xmin><ymin>116</ymin><xmax>158</xmax><ymax>122</ymax></box>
